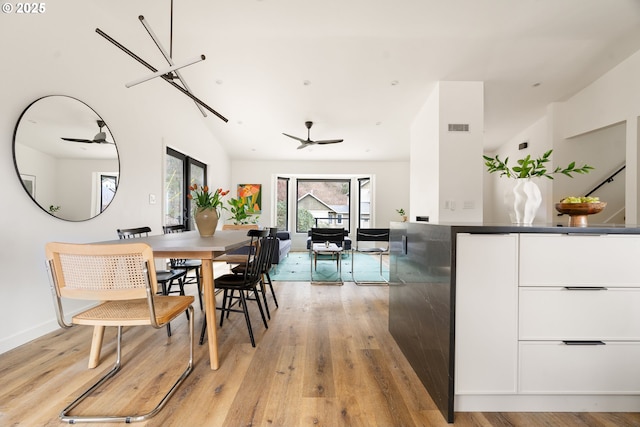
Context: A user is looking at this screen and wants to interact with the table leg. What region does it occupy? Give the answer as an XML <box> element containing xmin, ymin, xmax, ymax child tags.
<box><xmin>201</xmin><ymin>258</ymin><xmax>219</xmax><ymax>370</ymax></box>
<box><xmin>88</xmin><ymin>326</ymin><xmax>105</xmax><ymax>369</ymax></box>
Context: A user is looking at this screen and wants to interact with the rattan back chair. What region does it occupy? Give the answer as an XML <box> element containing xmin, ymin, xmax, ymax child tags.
<box><xmin>45</xmin><ymin>241</ymin><xmax>194</xmax><ymax>424</ymax></box>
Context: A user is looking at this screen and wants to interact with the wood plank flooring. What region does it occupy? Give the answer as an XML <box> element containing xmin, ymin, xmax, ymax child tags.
<box><xmin>1</xmin><ymin>274</ymin><xmax>639</xmax><ymax>426</ymax></box>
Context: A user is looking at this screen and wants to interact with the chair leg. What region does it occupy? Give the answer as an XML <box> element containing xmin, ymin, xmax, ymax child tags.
<box><xmin>159</xmin><ymin>281</ymin><xmax>173</xmax><ymax>336</ymax></box>
<box><xmin>195</xmin><ymin>267</ymin><xmax>203</xmax><ymax>310</ymax></box>
<box><xmin>219</xmin><ymin>289</ymin><xmax>229</xmax><ymax>327</ymax></box>
<box><xmin>258</xmin><ymin>274</ymin><xmax>271</xmax><ymax>320</ymax></box>
<box><xmin>60</xmin><ymin>310</ymin><xmax>194</xmax><ymax>423</ymax></box>
<box><xmin>253</xmin><ymin>286</ymin><xmax>269</xmax><ymax>330</ymax></box>
<box><xmin>265</xmin><ymin>271</ymin><xmax>278</xmax><ymax>308</ymax></box>
<box><xmin>199</xmin><ymin>316</ymin><xmax>207</xmax><ymax>345</ymax></box>
<box><xmin>239</xmin><ymin>290</ymin><xmax>256</xmax><ymax>347</ymax></box>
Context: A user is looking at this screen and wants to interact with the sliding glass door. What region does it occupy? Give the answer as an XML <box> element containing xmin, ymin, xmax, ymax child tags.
<box><xmin>165</xmin><ymin>147</ymin><xmax>206</xmax><ymax>230</ymax></box>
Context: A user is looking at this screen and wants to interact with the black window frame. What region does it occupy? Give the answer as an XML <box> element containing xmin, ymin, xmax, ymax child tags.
<box><xmin>165</xmin><ymin>147</ymin><xmax>207</xmax><ymax>230</ymax></box>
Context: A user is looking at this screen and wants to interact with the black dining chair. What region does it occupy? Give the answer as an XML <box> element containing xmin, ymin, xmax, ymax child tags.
<box><xmin>163</xmin><ymin>225</ymin><xmax>204</xmax><ymax>310</ymax></box>
<box><xmin>231</xmin><ymin>227</ymin><xmax>279</xmax><ymax>319</ymax></box>
<box><xmin>200</xmin><ymin>229</ymin><xmax>270</xmax><ymax>347</ymax></box>
<box><xmin>117</xmin><ymin>226</ymin><xmax>187</xmax><ymax>336</ymax></box>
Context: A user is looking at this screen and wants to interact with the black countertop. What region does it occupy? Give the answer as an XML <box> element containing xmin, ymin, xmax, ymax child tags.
<box><xmin>393</xmin><ymin>221</ymin><xmax>640</xmax><ymax>234</ymax></box>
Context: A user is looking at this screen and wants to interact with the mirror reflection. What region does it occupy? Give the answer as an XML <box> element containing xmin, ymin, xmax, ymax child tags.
<box><xmin>13</xmin><ymin>95</ymin><xmax>120</xmax><ymax>221</ymax></box>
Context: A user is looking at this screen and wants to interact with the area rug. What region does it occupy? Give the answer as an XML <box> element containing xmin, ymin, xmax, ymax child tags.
<box><xmin>270</xmin><ymin>251</ymin><xmax>389</xmax><ymax>282</ymax></box>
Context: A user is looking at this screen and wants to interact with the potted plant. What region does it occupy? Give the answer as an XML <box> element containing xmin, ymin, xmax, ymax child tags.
<box><xmin>396</xmin><ymin>208</ymin><xmax>407</xmax><ymax>222</ymax></box>
<box><xmin>483</xmin><ymin>150</ymin><xmax>593</xmax><ymax>224</ymax></box>
<box><xmin>188</xmin><ymin>184</ymin><xmax>229</xmax><ymax>236</ymax></box>
<box><xmin>228</xmin><ymin>197</ymin><xmax>260</xmax><ymax>225</ymax></box>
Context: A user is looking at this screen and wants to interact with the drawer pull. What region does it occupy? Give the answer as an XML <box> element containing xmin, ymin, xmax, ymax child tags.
<box><xmin>562</xmin><ymin>340</ymin><xmax>606</xmax><ymax>345</ymax></box>
<box><xmin>563</xmin><ymin>286</ymin><xmax>608</xmax><ymax>291</ymax></box>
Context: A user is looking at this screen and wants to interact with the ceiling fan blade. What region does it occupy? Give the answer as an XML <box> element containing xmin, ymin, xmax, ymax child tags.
<box><xmin>283</xmin><ymin>132</ymin><xmax>307</xmax><ymax>143</ymax></box>
<box><xmin>315</xmin><ymin>139</ymin><xmax>343</xmax><ymax>145</ymax></box>
<box><xmin>61</xmin><ymin>137</ymin><xmax>93</xmax><ymax>143</ymax></box>
<box><xmin>297</xmin><ymin>143</ymin><xmax>311</xmax><ymax>150</ymax></box>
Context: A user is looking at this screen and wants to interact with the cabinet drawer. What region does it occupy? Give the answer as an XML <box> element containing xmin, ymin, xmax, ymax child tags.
<box><xmin>519</xmin><ymin>287</ymin><xmax>640</xmax><ymax>340</ymax></box>
<box><xmin>519</xmin><ymin>341</ymin><xmax>640</xmax><ymax>393</ymax></box>
<box><xmin>519</xmin><ymin>234</ymin><xmax>640</xmax><ymax>287</ymax></box>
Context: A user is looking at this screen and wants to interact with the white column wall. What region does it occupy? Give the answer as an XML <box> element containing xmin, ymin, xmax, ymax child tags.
<box><xmin>411</xmin><ymin>81</ymin><xmax>484</xmax><ymax>223</ymax></box>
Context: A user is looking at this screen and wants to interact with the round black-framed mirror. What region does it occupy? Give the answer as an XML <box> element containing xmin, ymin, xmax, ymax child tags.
<box><xmin>13</xmin><ymin>95</ymin><xmax>120</xmax><ymax>221</ymax></box>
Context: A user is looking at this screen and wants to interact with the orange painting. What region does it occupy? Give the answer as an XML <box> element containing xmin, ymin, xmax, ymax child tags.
<box><xmin>237</xmin><ymin>184</ymin><xmax>262</xmax><ymax>214</ymax></box>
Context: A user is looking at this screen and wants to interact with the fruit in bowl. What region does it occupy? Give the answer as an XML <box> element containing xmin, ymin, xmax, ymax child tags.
<box><xmin>555</xmin><ymin>197</ymin><xmax>606</xmax><ymax>226</ymax></box>
<box><xmin>559</xmin><ymin>196</ymin><xmax>600</xmax><ymax>203</ymax></box>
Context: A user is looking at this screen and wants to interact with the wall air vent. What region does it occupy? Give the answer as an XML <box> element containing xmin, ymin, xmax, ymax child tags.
<box><xmin>448</xmin><ymin>123</ymin><xmax>470</xmax><ymax>132</ymax></box>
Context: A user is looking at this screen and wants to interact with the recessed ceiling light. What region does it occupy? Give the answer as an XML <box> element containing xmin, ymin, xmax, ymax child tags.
<box><xmin>237</xmin><ymin>120</ymin><xmax>243</xmax><ymax>125</ymax></box>
<box><xmin>303</xmin><ymin>80</ymin><xmax>311</xmax><ymax>86</ymax></box>
<box><xmin>391</xmin><ymin>80</ymin><xmax>399</xmax><ymax>86</ymax></box>
<box><xmin>376</xmin><ymin>121</ymin><xmax>382</xmax><ymax>126</ymax></box>
<box><xmin>216</xmin><ymin>80</ymin><xmax>223</xmax><ymax>85</ymax></box>
<box><xmin>532</xmin><ymin>82</ymin><xmax>541</xmax><ymax>87</ymax></box>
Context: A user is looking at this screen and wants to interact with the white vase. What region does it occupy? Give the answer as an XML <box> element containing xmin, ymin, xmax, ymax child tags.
<box><xmin>504</xmin><ymin>179</ymin><xmax>542</xmax><ymax>225</ymax></box>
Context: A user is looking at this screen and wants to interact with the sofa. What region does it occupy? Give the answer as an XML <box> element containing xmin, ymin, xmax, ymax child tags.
<box><xmin>274</xmin><ymin>231</ymin><xmax>292</xmax><ymax>264</ymax></box>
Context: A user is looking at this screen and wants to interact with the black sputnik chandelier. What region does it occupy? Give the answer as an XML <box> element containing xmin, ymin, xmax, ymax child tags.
<box><xmin>95</xmin><ymin>0</ymin><xmax>227</xmax><ymax>122</ymax></box>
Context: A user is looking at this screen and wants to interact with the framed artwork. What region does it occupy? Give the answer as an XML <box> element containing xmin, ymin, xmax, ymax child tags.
<box><xmin>20</xmin><ymin>174</ymin><xmax>36</xmax><ymax>198</ymax></box>
<box><xmin>237</xmin><ymin>184</ymin><xmax>262</xmax><ymax>214</ymax></box>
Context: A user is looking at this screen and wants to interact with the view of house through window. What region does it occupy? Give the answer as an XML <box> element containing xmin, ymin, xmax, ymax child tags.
<box><xmin>358</xmin><ymin>177</ymin><xmax>371</xmax><ymax>228</ymax></box>
<box><xmin>277</xmin><ymin>177</ymin><xmax>289</xmax><ymax>231</ymax></box>
<box><xmin>296</xmin><ymin>179</ymin><xmax>351</xmax><ymax>233</ymax></box>
<box><xmin>165</xmin><ymin>147</ymin><xmax>206</xmax><ymax>230</ymax></box>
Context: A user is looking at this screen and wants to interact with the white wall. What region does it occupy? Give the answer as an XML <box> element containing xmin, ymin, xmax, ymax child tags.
<box><xmin>555</xmin><ymin>49</ymin><xmax>640</xmax><ymax>223</ymax></box>
<box><xmin>410</xmin><ymin>84</ymin><xmax>440</xmax><ymax>222</ymax></box>
<box><xmin>411</xmin><ymin>81</ymin><xmax>484</xmax><ymax>223</ymax></box>
<box><xmin>483</xmin><ymin>116</ymin><xmax>552</xmax><ymax>223</ymax></box>
<box><xmin>0</xmin><ymin>1</ymin><xmax>231</xmax><ymax>353</ymax></box>
<box><xmin>484</xmin><ymin>49</ymin><xmax>640</xmax><ymax>224</ymax></box>
<box><xmin>230</xmin><ymin>160</ymin><xmax>410</xmax><ymax>250</ymax></box>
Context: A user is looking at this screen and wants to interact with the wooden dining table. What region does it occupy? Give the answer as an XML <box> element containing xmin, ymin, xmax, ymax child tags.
<box><xmin>89</xmin><ymin>229</ymin><xmax>250</xmax><ymax>370</ymax></box>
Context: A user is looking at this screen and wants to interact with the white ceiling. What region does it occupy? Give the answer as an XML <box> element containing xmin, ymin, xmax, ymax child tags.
<box><xmin>99</xmin><ymin>0</ymin><xmax>640</xmax><ymax>161</ymax></box>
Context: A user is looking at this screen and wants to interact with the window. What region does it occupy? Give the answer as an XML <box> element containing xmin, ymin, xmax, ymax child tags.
<box><xmin>165</xmin><ymin>147</ymin><xmax>206</xmax><ymax>229</ymax></box>
<box><xmin>100</xmin><ymin>175</ymin><xmax>117</xmax><ymax>213</ymax></box>
<box><xmin>296</xmin><ymin>179</ymin><xmax>350</xmax><ymax>233</ymax></box>
<box><xmin>358</xmin><ymin>177</ymin><xmax>371</xmax><ymax>228</ymax></box>
<box><xmin>277</xmin><ymin>177</ymin><xmax>289</xmax><ymax>231</ymax></box>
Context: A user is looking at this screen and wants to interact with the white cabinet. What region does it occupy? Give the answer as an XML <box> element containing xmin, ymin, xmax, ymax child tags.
<box><xmin>455</xmin><ymin>232</ymin><xmax>640</xmax><ymax>411</ymax></box>
<box><xmin>519</xmin><ymin>341</ymin><xmax>640</xmax><ymax>394</ymax></box>
<box><xmin>519</xmin><ymin>234</ymin><xmax>640</xmax><ymax>287</ymax></box>
<box><xmin>518</xmin><ymin>233</ymin><xmax>640</xmax><ymax>396</ymax></box>
<box><xmin>519</xmin><ymin>287</ymin><xmax>640</xmax><ymax>340</ymax></box>
<box><xmin>455</xmin><ymin>233</ymin><xmax>518</xmax><ymax>394</ymax></box>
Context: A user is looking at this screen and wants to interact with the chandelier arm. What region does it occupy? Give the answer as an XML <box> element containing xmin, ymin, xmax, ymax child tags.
<box><xmin>95</xmin><ymin>28</ymin><xmax>228</xmax><ymax>122</ymax></box>
<box><xmin>138</xmin><ymin>15</ymin><xmax>208</xmax><ymax>117</ymax></box>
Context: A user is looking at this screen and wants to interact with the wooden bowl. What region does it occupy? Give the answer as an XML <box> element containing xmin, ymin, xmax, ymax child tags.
<box><xmin>555</xmin><ymin>202</ymin><xmax>607</xmax><ymax>227</ymax></box>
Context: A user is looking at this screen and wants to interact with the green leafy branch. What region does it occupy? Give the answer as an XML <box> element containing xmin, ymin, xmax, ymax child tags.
<box><xmin>483</xmin><ymin>149</ymin><xmax>594</xmax><ymax>180</ymax></box>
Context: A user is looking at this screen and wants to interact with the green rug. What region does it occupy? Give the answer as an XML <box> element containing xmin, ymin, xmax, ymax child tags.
<box><xmin>270</xmin><ymin>251</ymin><xmax>389</xmax><ymax>282</ymax></box>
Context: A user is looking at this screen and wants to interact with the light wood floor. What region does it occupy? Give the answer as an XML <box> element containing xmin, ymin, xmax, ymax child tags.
<box><xmin>1</xmin><ymin>277</ymin><xmax>639</xmax><ymax>426</ymax></box>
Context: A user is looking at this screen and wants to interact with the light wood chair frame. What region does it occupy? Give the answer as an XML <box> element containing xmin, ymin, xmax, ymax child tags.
<box><xmin>45</xmin><ymin>242</ymin><xmax>194</xmax><ymax>424</ymax></box>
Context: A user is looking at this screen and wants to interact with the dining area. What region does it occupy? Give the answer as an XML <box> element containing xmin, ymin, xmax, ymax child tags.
<box><xmin>41</xmin><ymin>225</ymin><xmax>285</xmax><ymax>423</ymax></box>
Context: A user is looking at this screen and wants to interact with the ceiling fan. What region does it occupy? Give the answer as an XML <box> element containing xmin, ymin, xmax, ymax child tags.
<box><xmin>283</xmin><ymin>121</ymin><xmax>344</xmax><ymax>150</ymax></box>
<box><xmin>61</xmin><ymin>120</ymin><xmax>113</xmax><ymax>144</ymax></box>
